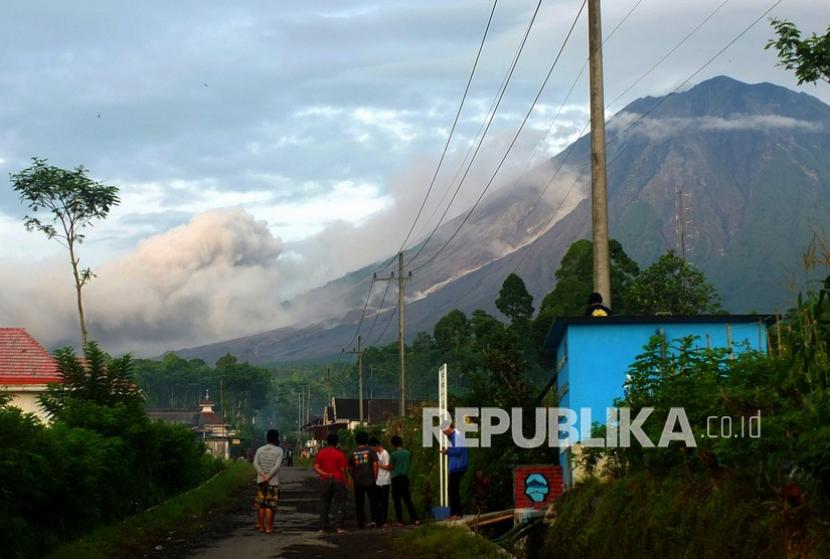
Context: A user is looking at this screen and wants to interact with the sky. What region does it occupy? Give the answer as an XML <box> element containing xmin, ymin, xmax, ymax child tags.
<box><xmin>0</xmin><ymin>0</ymin><xmax>826</xmax><ymax>354</ymax></box>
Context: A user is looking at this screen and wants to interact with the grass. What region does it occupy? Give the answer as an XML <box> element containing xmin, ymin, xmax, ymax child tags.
<box><xmin>396</xmin><ymin>524</ymin><xmax>507</xmax><ymax>559</ymax></box>
<box><xmin>47</xmin><ymin>461</ymin><xmax>253</xmax><ymax>559</ymax></box>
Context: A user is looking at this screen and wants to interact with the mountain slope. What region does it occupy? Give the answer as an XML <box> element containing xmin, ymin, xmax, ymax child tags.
<box><xmin>176</xmin><ymin>76</ymin><xmax>830</xmax><ymax>364</ymax></box>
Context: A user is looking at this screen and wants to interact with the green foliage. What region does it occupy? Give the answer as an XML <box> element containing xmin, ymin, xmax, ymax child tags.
<box><xmin>40</xmin><ymin>342</ymin><xmax>143</xmax><ymax>418</ymax></box>
<box><xmin>550</xmin><ymin>279</ymin><xmax>830</xmax><ymax>558</ymax></box>
<box><xmin>9</xmin><ymin>158</ymin><xmax>121</xmax><ymax>244</ymax></box>
<box><xmin>397</xmin><ymin>524</ymin><xmax>505</xmax><ymax>559</ymax></box>
<box><xmin>47</xmin><ymin>462</ymin><xmax>252</xmax><ymax>559</ymax></box>
<box><xmin>496</xmin><ymin>273</ymin><xmax>534</xmax><ymax>324</ymax></box>
<box><xmin>434</xmin><ymin>309</ymin><xmax>471</xmax><ymax>356</ymax></box>
<box><xmin>626</xmin><ymin>251</ymin><xmax>722</xmax><ymax>315</ymax></box>
<box><xmin>1</xmin><ymin>343</ymin><xmax>221</xmax><ymax>558</ymax></box>
<box><xmin>532</xmin><ymin>239</ymin><xmax>640</xmax><ymax>345</ymax></box>
<box><xmin>10</xmin><ymin>158</ymin><xmax>121</xmax><ymax>343</ymax></box>
<box><xmin>766</xmin><ymin>19</ymin><xmax>830</xmax><ymax>85</ymax></box>
<box><xmin>542</xmin><ymin>474</ymin><xmax>795</xmax><ymax>559</ymax></box>
<box><xmin>133</xmin><ymin>352</ymin><xmax>272</xmax><ymax>432</ymax></box>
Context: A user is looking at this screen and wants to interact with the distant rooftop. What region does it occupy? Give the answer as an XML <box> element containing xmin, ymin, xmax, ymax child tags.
<box><xmin>0</xmin><ymin>327</ymin><xmax>61</xmax><ymax>385</ymax></box>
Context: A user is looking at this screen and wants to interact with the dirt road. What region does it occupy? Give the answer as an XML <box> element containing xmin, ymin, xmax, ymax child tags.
<box><xmin>183</xmin><ymin>466</ymin><xmax>402</xmax><ymax>559</ymax></box>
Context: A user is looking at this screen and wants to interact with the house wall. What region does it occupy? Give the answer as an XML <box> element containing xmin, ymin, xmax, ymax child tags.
<box><xmin>4</xmin><ymin>385</ymin><xmax>50</xmax><ymax>423</ymax></box>
<box><xmin>556</xmin><ymin>320</ymin><xmax>767</xmax><ymax>487</ymax></box>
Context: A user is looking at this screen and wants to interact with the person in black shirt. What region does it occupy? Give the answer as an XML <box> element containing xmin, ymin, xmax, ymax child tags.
<box><xmin>348</xmin><ymin>432</ymin><xmax>379</xmax><ymax>529</ymax></box>
<box><xmin>585</xmin><ymin>292</ymin><xmax>611</xmax><ymax>317</ymax></box>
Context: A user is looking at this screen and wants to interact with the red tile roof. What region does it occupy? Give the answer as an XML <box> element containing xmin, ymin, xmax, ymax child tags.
<box><xmin>0</xmin><ymin>328</ymin><xmax>62</xmax><ymax>385</ymax></box>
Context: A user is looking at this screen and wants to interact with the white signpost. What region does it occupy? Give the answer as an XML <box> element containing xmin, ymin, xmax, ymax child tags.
<box><xmin>438</xmin><ymin>363</ymin><xmax>449</xmax><ymax>508</ymax></box>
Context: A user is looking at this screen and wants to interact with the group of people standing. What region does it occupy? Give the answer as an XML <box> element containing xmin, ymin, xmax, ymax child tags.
<box><xmin>251</xmin><ymin>423</ymin><xmax>469</xmax><ymax>534</ymax></box>
<box><xmin>313</xmin><ymin>432</ymin><xmax>421</xmax><ymax>532</ymax></box>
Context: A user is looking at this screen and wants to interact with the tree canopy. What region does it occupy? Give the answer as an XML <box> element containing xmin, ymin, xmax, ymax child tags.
<box><xmin>532</xmin><ymin>239</ymin><xmax>640</xmax><ymax>345</ymax></box>
<box><xmin>10</xmin><ymin>158</ymin><xmax>120</xmax><ymax>345</ymax></box>
<box><xmin>626</xmin><ymin>251</ymin><xmax>722</xmax><ymax>315</ymax></box>
<box><xmin>495</xmin><ymin>273</ymin><xmax>534</xmax><ymax>324</ymax></box>
<box><xmin>766</xmin><ymin>19</ymin><xmax>830</xmax><ymax>85</ymax></box>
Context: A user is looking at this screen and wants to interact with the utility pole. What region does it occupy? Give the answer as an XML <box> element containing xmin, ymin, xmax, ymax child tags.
<box><xmin>676</xmin><ymin>187</ymin><xmax>687</xmax><ymax>260</ymax></box>
<box><xmin>343</xmin><ymin>335</ymin><xmax>365</xmax><ymax>424</ymax></box>
<box><xmin>374</xmin><ymin>252</ymin><xmax>412</xmax><ymax>417</ymax></box>
<box><xmin>306</xmin><ymin>383</ymin><xmax>311</xmax><ymax>425</ymax></box>
<box><xmin>219</xmin><ymin>376</ymin><xmax>225</xmax><ymax>422</ymax></box>
<box><xmin>398</xmin><ymin>252</ymin><xmax>406</xmax><ymax>416</ymax></box>
<box><xmin>588</xmin><ymin>0</ymin><xmax>611</xmax><ymax>308</ymax></box>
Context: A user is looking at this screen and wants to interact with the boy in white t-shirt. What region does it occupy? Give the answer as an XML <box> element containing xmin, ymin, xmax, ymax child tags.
<box><xmin>370</xmin><ymin>437</ymin><xmax>391</xmax><ymax>527</ymax></box>
<box><xmin>253</xmin><ymin>429</ymin><xmax>284</xmax><ymax>533</ymax></box>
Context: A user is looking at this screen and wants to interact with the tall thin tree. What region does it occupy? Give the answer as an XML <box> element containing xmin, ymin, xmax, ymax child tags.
<box><xmin>11</xmin><ymin>158</ymin><xmax>120</xmax><ymax>346</ymax></box>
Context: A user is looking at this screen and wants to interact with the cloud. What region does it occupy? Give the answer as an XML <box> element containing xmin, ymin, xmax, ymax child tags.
<box><xmin>0</xmin><ymin>209</ymin><xmax>344</xmax><ymax>355</ymax></box>
<box><xmin>609</xmin><ymin>112</ymin><xmax>825</xmax><ymax>140</ymax></box>
<box><xmin>1</xmin><ymin>0</ymin><xmax>828</xmax><ymax>355</ymax></box>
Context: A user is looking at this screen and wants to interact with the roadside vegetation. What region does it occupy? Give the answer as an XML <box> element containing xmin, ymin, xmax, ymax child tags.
<box><xmin>396</xmin><ymin>524</ymin><xmax>506</xmax><ymax>559</ymax></box>
<box><xmin>0</xmin><ymin>343</ymin><xmax>224</xmax><ymax>558</ymax></box>
<box><xmin>47</xmin><ymin>461</ymin><xmax>252</xmax><ymax>559</ymax></box>
<box><xmin>533</xmin><ymin>273</ymin><xmax>830</xmax><ymax>558</ymax></box>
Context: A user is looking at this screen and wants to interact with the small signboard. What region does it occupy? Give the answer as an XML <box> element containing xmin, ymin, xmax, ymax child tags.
<box><xmin>513</xmin><ymin>465</ymin><xmax>563</xmax><ymax>509</ymax></box>
<box><xmin>438</xmin><ymin>363</ymin><xmax>449</xmax><ymax>508</ymax></box>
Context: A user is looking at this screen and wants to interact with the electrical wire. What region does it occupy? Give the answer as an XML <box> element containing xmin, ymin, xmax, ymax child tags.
<box><xmin>362</xmin><ymin>275</ymin><xmax>393</xmax><ymax>343</ymax></box>
<box><xmin>411</xmin><ymin>0</ymin><xmax>588</xmax><ymax>272</ymax></box>
<box><xmin>403</xmin><ymin>0</ymin><xmax>546</xmax><ymax>268</ymax></box>
<box><xmin>387</xmin><ymin>0</ymin><xmax>500</xmax><ymax>266</ymax></box>
<box><xmin>510</xmin><ymin>0</ymin><xmax>776</xmax><ymax>272</ymax></box>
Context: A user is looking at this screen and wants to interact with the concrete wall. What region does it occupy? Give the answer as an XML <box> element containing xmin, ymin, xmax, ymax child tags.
<box><xmin>555</xmin><ymin>319</ymin><xmax>767</xmax><ymax>487</ymax></box>
<box><xmin>3</xmin><ymin>385</ymin><xmax>50</xmax><ymax>423</ymax></box>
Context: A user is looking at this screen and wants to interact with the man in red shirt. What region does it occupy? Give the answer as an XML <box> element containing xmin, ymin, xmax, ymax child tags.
<box><xmin>313</xmin><ymin>433</ymin><xmax>348</xmax><ymax>533</ymax></box>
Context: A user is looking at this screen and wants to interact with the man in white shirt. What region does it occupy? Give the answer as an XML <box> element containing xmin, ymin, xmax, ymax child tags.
<box><xmin>253</xmin><ymin>429</ymin><xmax>284</xmax><ymax>533</ymax></box>
<box><xmin>371</xmin><ymin>437</ymin><xmax>391</xmax><ymax>528</ymax></box>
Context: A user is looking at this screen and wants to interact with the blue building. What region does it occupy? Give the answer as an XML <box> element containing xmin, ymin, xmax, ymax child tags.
<box><xmin>542</xmin><ymin>315</ymin><xmax>771</xmax><ymax>486</ymax></box>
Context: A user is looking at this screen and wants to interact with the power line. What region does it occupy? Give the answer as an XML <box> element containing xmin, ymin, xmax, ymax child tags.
<box><xmin>410</xmin><ymin>0</ymin><xmax>551</xmax><ymax>246</ymax></box>
<box><xmin>605</xmin><ymin>0</ymin><xmax>784</xmax><ymax>161</ymax></box>
<box><xmin>513</xmin><ymin>0</ymin><xmax>783</xmax><ymax>273</ymax></box>
<box><xmin>512</xmin><ymin>0</ymin><xmax>783</xmax><ymax>274</ymax></box>
<box><xmin>341</xmin><ymin>0</ymin><xmax>502</xmax><ymax>352</ymax></box>
<box><xmin>413</xmin><ymin>0</ymin><xmax>644</xmax><ymax>251</ymax></box>
<box><xmin>403</xmin><ymin>0</ymin><xmax>546</xmax><ymax>268</ymax></box>
<box><xmin>390</xmin><ymin>0</ymin><xmax>500</xmax><ymax>263</ymax></box>
<box><xmin>411</xmin><ymin>0</ymin><xmax>588</xmax><ymax>272</ymax></box>
<box><xmin>344</xmin><ymin>276</ymin><xmax>376</xmax><ymax>351</ymax></box>
<box><xmin>362</xmin><ymin>274</ymin><xmax>393</xmax><ymax>343</ymax></box>
<box><xmin>607</xmin><ymin>0</ymin><xmax>731</xmax><ymax>109</ymax></box>
<box><xmin>495</xmin><ymin>0</ymin><xmax>647</xmax><ymax>272</ymax></box>
<box><xmin>370</xmin><ymin>298</ymin><xmax>400</xmax><ymax>347</ymax></box>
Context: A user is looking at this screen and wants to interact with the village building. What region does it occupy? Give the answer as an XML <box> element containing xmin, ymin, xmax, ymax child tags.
<box><xmin>147</xmin><ymin>390</ymin><xmax>236</xmax><ymax>460</ymax></box>
<box><xmin>304</xmin><ymin>396</ymin><xmax>410</xmax><ymax>444</ymax></box>
<box><xmin>542</xmin><ymin>314</ymin><xmax>773</xmax><ymax>487</ymax></box>
<box><xmin>0</xmin><ymin>327</ymin><xmax>62</xmax><ymax>423</ymax></box>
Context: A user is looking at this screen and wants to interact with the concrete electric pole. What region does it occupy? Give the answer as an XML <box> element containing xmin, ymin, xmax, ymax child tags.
<box><xmin>588</xmin><ymin>0</ymin><xmax>612</xmax><ymax>308</ymax></box>
<box><xmin>398</xmin><ymin>252</ymin><xmax>406</xmax><ymax>417</ymax></box>
<box><xmin>374</xmin><ymin>252</ymin><xmax>411</xmax><ymax>417</ymax></box>
<box><xmin>343</xmin><ymin>336</ymin><xmax>365</xmax><ymax>424</ymax></box>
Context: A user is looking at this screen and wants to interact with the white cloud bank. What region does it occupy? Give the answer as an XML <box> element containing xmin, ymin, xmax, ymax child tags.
<box><xmin>610</xmin><ymin>112</ymin><xmax>824</xmax><ymax>140</ymax></box>
<box><xmin>0</xmin><ymin>210</ymin><xmax>329</xmax><ymax>356</ymax></box>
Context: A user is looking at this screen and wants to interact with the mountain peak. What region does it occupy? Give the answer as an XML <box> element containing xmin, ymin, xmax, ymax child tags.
<box><xmin>620</xmin><ymin>75</ymin><xmax>830</xmax><ymax>121</ymax></box>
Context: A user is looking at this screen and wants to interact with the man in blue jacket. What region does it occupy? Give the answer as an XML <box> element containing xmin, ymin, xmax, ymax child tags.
<box><xmin>440</xmin><ymin>421</ymin><xmax>468</xmax><ymax>519</ymax></box>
